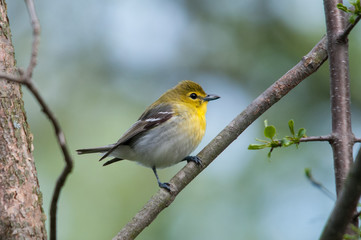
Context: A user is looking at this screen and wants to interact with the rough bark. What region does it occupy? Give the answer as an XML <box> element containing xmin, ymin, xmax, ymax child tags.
<box><xmin>0</xmin><ymin>1</ymin><xmax>47</xmax><ymax>239</ymax></box>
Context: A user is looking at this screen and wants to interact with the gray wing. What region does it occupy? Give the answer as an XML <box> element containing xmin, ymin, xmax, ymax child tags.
<box><xmin>99</xmin><ymin>103</ymin><xmax>174</xmax><ymax>161</ymax></box>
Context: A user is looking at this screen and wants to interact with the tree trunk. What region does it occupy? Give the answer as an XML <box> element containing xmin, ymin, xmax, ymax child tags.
<box><xmin>0</xmin><ymin>1</ymin><xmax>47</xmax><ymax>239</ymax></box>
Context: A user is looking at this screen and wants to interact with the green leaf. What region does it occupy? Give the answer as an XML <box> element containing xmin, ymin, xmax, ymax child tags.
<box><xmin>339</xmin><ymin>0</ymin><xmax>361</xmax><ymax>24</ymax></box>
<box><xmin>354</xmin><ymin>0</ymin><xmax>361</xmax><ymax>12</ymax></box>
<box><xmin>350</xmin><ymin>0</ymin><xmax>358</xmax><ymax>6</ymax></box>
<box><xmin>248</xmin><ymin>144</ymin><xmax>268</xmax><ymax>150</ymax></box>
<box><xmin>288</xmin><ymin>119</ymin><xmax>295</xmax><ymax>136</ymax></box>
<box><xmin>264</xmin><ymin>125</ymin><xmax>276</xmax><ymax>139</ymax></box>
<box><xmin>337</xmin><ymin>3</ymin><xmax>349</xmax><ymax>12</ymax></box>
<box><xmin>349</xmin><ymin>14</ymin><xmax>357</xmax><ymax>24</ymax></box>
<box><xmin>297</xmin><ymin>128</ymin><xmax>306</xmax><ymax>138</ymax></box>
<box><xmin>264</xmin><ymin>119</ymin><xmax>268</xmax><ymax>127</ymax></box>
<box><xmin>304</xmin><ymin>168</ymin><xmax>312</xmax><ymax>179</ymax></box>
<box><xmin>343</xmin><ymin>234</ymin><xmax>353</xmax><ymax>240</ymax></box>
<box><xmin>255</xmin><ymin>138</ymin><xmax>270</xmax><ymax>144</ymax></box>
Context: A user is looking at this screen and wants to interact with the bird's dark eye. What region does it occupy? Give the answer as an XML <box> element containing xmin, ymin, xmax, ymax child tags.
<box><xmin>190</xmin><ymin>93</ymin><xmax>197</xmax><ymax>99</ymax></box>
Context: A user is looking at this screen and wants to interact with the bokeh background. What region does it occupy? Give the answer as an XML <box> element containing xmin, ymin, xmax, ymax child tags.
<box><xmin>7</xmin><ymin>0</ymin><xmax>361</xmax><ymax>239</ymax></box>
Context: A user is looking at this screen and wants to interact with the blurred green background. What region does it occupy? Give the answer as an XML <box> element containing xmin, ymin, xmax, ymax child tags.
<box><xmin>7</xmin><ymin>0</ymin><xmax>361</xmax><ymax>239</ymax></box>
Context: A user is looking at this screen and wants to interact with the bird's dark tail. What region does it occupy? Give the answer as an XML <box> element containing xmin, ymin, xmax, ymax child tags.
<box><xmin>76</xmin><ymin>145</ymin><xmax>124</xmax><ymax>165</ymax></box>
<box><xmin>76</xmin><ymin>146</ymin><xmax>112</xmax><ymax>155</ymax></box>
<box><xmin>103</xmin><ymin>158</ymin><xmax>123</xmax><ymax>166</ymax></box>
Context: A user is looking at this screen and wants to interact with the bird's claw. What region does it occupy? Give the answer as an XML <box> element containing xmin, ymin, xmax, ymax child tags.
<box><xmin>158</xmin><ymin>182</ymin><xmax>171</xmax><ymax>191</ymax></box>
<box><xmin>183</xmin><ymin>156</ymin><xmax>203</xmax><ymax>167</ymax></box>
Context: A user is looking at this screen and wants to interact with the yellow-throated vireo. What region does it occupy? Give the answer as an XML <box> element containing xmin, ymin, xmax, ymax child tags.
<box><xmin>77</xmin><ymin>80</ymin><xmax>219</xmax><ymax>191</ymax></box>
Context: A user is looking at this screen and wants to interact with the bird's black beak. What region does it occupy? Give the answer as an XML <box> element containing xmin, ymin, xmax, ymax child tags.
<box><xmin>203</xmin><ymin>94</ymin><xmax>220</xmax><ymax>102</ymax></box>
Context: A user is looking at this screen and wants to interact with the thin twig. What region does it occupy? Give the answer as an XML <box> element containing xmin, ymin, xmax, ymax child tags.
<box><xmin>1</xmin><ymin>1</ymin><xmax>74</xmax><ymax>240</ymax></box>
<box><xmin>267</xmin><ymin>135</ymin><xmax>332</xmax><ymax>148</ymax></box>
<box><xmin>26</xmin><ymin>80</ymin><xmax>73</xmax><ymax>240</ymax></box>
<box><xmin>305</xmin><ymin>168</ymin><xmax>336</xmax><ymax>201</ymax></box>
<box><xmin>24</xmin><ymin>0</ymin><xmax>40</xmax><ymax>80</ymax></box>
<box><xmin>339</xmin><ymin>15</ymin><xmax>361</xmax><ymax>41</ymax></box>
<box><xmin>299</xmin><ymin>135</ymin><xmax>332</xmax><ymax>143</ymax></box>
<box><xmin>2</xmin><ymin>76</ymin><xmax>73</xmax><ymax>240</ymax></box>
<box><xmin>353</xmin><ymin>211</ymin><xmax>361</xmax><ymax>222</ymax></box>
<box><xmin>0</xmin><ymin>72</ymin><xmax>25</xmax><ymax>83</ymax></box>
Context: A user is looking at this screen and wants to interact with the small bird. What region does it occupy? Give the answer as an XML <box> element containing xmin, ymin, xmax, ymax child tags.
<box><xmin>76</xmin><ymin>80</ymin><xmax>219</xmax><ymax>191</ymax></box>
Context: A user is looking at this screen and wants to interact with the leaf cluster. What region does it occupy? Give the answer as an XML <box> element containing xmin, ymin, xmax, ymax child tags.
<box><xmin>343</xmin><ymin>221</ymin><xmax>361</xmax><ymax>240</ymax></box>
<box><xmin>337</xmin><ymin>0</ymin><xmax>361</xmax><ymax>24</ymax></box>
<box><xmin>248</xmin><ymin>120</ymin><xmax>306</xmax><ymax>158</ymax></box>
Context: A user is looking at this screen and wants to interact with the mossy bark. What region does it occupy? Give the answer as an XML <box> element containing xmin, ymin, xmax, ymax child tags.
<box><xmin>0</xmin><ymin>1</ymin><xmax>47</xmax><ymax>239</ymax></box>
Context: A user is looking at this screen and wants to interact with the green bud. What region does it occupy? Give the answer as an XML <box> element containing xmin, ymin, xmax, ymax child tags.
<box><xmin>288</xmin><ymin>119</ymin><xmax>295</xmax><ymax>136</ymax></box>
<box><xmin>305</xmin><ymin>168</ymin><xmax>312</xmax><ymax>179</ymax></box>
<box><xmin>337</xmin><ymin>3</ymin><xmax>349</xmax><ymax>12</ymax></box>
<box><xmin>297</xmin><ymin>128</ymin><xmax>307</xmax><ymax>138</ymax></box>
<box><xmin>264</xmin><ymin>125</ymin><xmax>276</xmax><ymax>139</ymax></box>
<box><xmin>248</xmin><ymin>144</ymin><xmax>268</xmax><ymax>150</ymax></box>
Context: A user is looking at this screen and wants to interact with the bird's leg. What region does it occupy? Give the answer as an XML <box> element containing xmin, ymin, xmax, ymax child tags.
<box><xmin>182</xmin><ymin>156</ymin><xmax>203</xmax><ymax>166</ymax></box>
<box><xmin>152</xmin><ymin>166</ymin><xmax>171</xmax><ymax>191</ymax></box>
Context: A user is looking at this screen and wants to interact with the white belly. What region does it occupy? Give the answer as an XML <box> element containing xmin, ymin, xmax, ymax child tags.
<box><xmin>131</xmin><ymin>118</ymin><xmax>198</xmax><ymax>168</ymax></box>
<box><xmin>109</xmin><ymin>113</ymin><xmax>205</xmax><ymax>168</ymax></box>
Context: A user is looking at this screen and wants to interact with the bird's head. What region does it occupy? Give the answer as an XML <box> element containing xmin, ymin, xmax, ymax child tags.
<box><xmin>163</xmin><ymin>80</ymin><xmax>220</xmax><ymax>108</ymax></box>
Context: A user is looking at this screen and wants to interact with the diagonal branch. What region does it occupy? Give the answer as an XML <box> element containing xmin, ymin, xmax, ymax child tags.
<box><xmin>114</xmin><ymin>8</ymin><xmax>361</xmax><ymax>239</ymax></box>
<box><xmin>113</xmin><ymin>35</ymin><xmax>329</xmax><ymax>240</ymax></box>
<box><xmin>305</xmin><ymin>168</ymin><xmax>336</xmax><ymax>201</ymax></box>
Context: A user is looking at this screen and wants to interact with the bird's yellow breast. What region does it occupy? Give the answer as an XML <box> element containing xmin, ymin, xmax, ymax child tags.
<box><xmin>174</xmin><ymin>102</ymin><xmax>207</xmax><ymax>147</ymax></box>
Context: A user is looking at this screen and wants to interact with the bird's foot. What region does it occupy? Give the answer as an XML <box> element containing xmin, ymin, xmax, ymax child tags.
<box><xmin>158</xmin><ymin>182</ymin><xmax>171</xmax><ymax>192</ymax></box>
<box><xmin>183</xmin><ymin>156</ymin><xmax>203</xmax><ymax>167</ymax></box>
<box><xmin>152</xmin><ymin>166</ymin><xmax>171</xmax><ymax>191</ymax></box>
